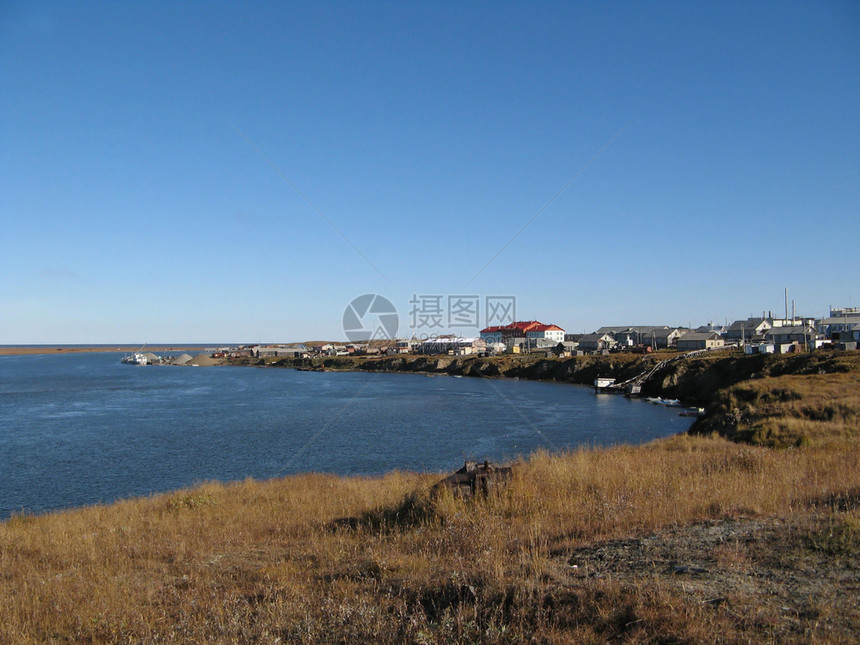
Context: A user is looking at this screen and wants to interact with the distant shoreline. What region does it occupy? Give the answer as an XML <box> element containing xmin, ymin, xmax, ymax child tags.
<box><xmin>0</xmin><ymin>346</ymin><xmax>210</xmax><ymax>356</ymax></box>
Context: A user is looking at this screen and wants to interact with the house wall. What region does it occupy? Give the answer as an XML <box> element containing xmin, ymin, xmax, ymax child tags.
<box><xmin>725</xmin><ymin>321</ymin><xmax>771</xmax><ymax>340</ymax></box>
<box><xmin>547</xmin><ymin>329</ymin><xmax>564</xmax><ymax>342</ymax></box>
<box><xmin>677</xmin><ymin>337</ymin><xmax>723</xmax><ymax>351</ymax></box>
<box><xmin>526</xmin><ymin>329</ymin><xmax>565</xmax><ymax>343</ymax></box>
<box><xmin>662</xmin><ymin>330</ymin><xmax>682</xmax><ymax>347</ymax></box>
<box><xmin>579</xmin><ymin>335</ymin><xmax>614</xmax><ymax>352</ymax></box>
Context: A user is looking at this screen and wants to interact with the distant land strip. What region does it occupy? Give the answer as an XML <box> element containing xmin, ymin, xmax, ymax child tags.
<box><xmin>0</xmin><ymin>346</ymin><xmax>207</xmax><ymax>356</ymax></box>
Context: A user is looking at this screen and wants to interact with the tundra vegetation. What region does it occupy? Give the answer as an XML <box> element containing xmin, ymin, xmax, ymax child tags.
<box><xmin>2</xmin><ymin>351</ymin><xmax>859</xmax><ymax>643</ymax></box>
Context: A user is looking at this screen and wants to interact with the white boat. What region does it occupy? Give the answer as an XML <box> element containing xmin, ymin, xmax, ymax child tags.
<box><xmin>644</xmin><ymin>397</ymin><xmax>682</xmax><ymax>407</ymax></box>
<box><xmin>121</xmin><ymin>352</ymin><xmax>148</xmax><ymax>365</ymax></box>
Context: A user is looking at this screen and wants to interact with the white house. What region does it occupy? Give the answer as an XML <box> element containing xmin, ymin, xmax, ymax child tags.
<box><xmin>395</xmin><ymin>339</ymin><xmax>418</xmax><ymax>354</ymax></box>
<box><xmin>525</xmin><ymin>324</ymin><xmax>565</xmax><ymax>344</ymax></box>
<box><xmin>745</xmin><ymin>343</ymin><xmax>775</xmax><ymax>355</ymax></box>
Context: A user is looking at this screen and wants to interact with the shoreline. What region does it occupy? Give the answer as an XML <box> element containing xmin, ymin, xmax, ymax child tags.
<box><xmin>237</xmin><ymin>350</ymin><xmax>860</xmax><ymax>446</ymax></box>
<box><xmin>3</xmin><ymin>352</ymin><xmax>858</xmax><ymax>641</ymax></box>
<box><xmin>3</xmin><ymin>434</ymin><xmax>858</xmax><ymax>642</ymax></box>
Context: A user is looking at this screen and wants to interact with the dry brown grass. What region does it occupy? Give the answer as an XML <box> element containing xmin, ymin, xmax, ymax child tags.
<box><xmin>2</xmin><ymin>436</ymin><xmax>859</xmax><ymax>643</ymax></box>
<box><xmin>695</xmin><ymin>371</ymin><xmax>860</xmax><ymax>447</ymax></box>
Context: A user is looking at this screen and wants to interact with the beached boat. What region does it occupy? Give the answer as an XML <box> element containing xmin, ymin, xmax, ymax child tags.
<box><xmin>679</xmin><ymin>407</ymin><xmax>705</xmax><ymax>417</ymax></box>
<box><xmin>644</xmin><ymin>397</ymin><xmax>684</xmax><ymax>407</ymax></box>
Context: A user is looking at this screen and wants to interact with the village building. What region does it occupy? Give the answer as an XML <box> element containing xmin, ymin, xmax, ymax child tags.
<box><xmin>255</xmin><ymin>346</ymin><xmax>307</xmax><ymax>358</ymax></box>
<box><xmin>483</xmin><ymin>342</ymin><xmax>506</xmax><ymax>355</ymax></box>
<box><xmin>744</xmin><ymin>343</ymin><xmax>776</xmax><ymax>355</ymax></box>
<box><xmin>818</xmin><ymin>308</ymin><xmax>860</xmax><ymax>340</ymax></box>
<box><xmin>764</xmin><ymin>325</ymin><xmax>817</xmax><ymax>346</ymax></box>
<box><xmin>724</xmin><ymin>318</ymin><xmax>772</xmax><ymax>342</ymax></box>
<box><xmin>501</xmin><ymin>321</ymin><xmax>541</xmax><ymax>345</ymax></box>
<box><xmin>420</xmin><ymin>337</ymin><xmax>486</xmax><ymax>355</ymax></box>
<box><xmin>611</xmin><ymin>329</ymin><xmax>638</xmax><ymax>347</ymax></box>
<box><xmin>676</xmin><ymin>332</ymin><xmax>725</xmax><ymax>351</ymax></box>
<box><xmin>479</xmin><ymin>325</ymin><xmax>506</xmax><ymax>344</ymax></box>
<box><xmin>769</xmin><ymin>316</ymin><xmax>816</xmax><ymax>328</ymax></box>
<box><xmin>596</xmin><ymin>326</ymin><xmax>672</xmax><ymax>348</ymax></box>
<box><xmin>395</xmin><ymin>339</ymin><xmax>418</xmax><ymax>354</ymax></box>
<box><xmin>578</xmin><ymin>332</ymin><xmax>616</xmax><ymax>352</ymax></box>
<box><xmin>696</xmin><ymin>323</ymin><xmax>728</xmax><ymax>335</ymax></box>
<box><xmin>480</xmin><ymin>321</ymin><xmax>561</xmax><ymax>346</ymax></box>
<box><xmin>830</xmin><ymin>307</ymin><xmax>860</xmax><ymax>317</ymax></box>
<box><xmin>651</xmin><ymin>328</ymin><xmax>683</xmax><ymax>349</ymax></box>
<box><xmin>820</xmin><ymin>319</ymin><xmax>860</xmax><ymax>341</ymax></box>
<box><xmin>525</xmin><ymin>324</ymin><xmax>565</xmax><ymax>344</ymax></box>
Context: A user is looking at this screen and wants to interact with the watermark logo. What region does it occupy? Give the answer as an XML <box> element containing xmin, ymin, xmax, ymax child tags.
<box><xmin>342</xmin><ymin>294</ymin><xmax>399</xmax><ymax>342</ymax></box>
<box><xmin>408</xmin><ymin>294</ymin><xmax>516</xmax><ymax>337</ymax></box>
<box><xmin>343</xmin><ymin>294</ymin><xmax>516</xmax><ymax>342</ymax></box>
<box><xmin>486</xmin><ymin>296</ymin><xmax>516</xmax><ymax>328</ymax></box>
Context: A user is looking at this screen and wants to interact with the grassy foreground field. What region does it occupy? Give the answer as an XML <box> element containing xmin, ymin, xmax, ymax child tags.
<box><xmin>2</xmin><ymin>435</ymin><xmax>859</xmax><ymax>643</ymax></box>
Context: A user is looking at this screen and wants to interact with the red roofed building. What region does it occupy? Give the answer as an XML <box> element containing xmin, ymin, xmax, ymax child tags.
<box><xmin>480</xmin><ymin>321</ymin><xmax>564</xmax><ymax>345</ymax></box>
<box><xmin>526</xmin><ymin>324</ymin><xmax>565</xmax><ymax>344</ymax></box>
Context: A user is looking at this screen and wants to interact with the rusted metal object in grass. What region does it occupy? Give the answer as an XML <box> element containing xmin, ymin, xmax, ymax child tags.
<box><xmin>434</xmin><ymin>460</ymin><xmax>513</xmax><ymax>498</ymax></box>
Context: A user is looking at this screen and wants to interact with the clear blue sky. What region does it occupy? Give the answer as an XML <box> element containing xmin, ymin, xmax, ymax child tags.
<box><xmin>2</xmin><ymin>1</ymin><xmax>858</xmax><ymax>343</ymax></box>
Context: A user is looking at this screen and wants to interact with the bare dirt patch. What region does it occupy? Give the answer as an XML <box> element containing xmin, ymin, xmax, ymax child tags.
<box><xmin>565</xmin><ymin>513</ymin><xmax>860</xmax><ymax>643</ymax></box>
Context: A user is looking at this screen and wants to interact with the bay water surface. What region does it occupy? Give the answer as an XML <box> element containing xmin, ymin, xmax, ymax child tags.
<box><xmin>0</xmin><ymin>352</ymin><xmax>692</xmax><ymax>518</ymax></box>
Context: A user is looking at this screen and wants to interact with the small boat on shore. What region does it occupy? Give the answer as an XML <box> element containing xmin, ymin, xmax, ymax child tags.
<box><xmin>644</xmin><ymin>397</ymin><xmax>684</xmax><ymax>407</ymax></box>
<box><xmin>679</xmin><ymin>407</ymin><xmax>705</xmax><ymax>417</ymax></box>
<box><xmin>594</xmin><ymin>377</ymin><xmax>616</xmax><ymax>391</ymax></box>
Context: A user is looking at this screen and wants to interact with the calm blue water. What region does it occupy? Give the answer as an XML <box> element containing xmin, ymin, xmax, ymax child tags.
<box><xmin>0</xmin><ymin>352</ymin><xmax>691</xmax><ymax>518</ymax></box>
